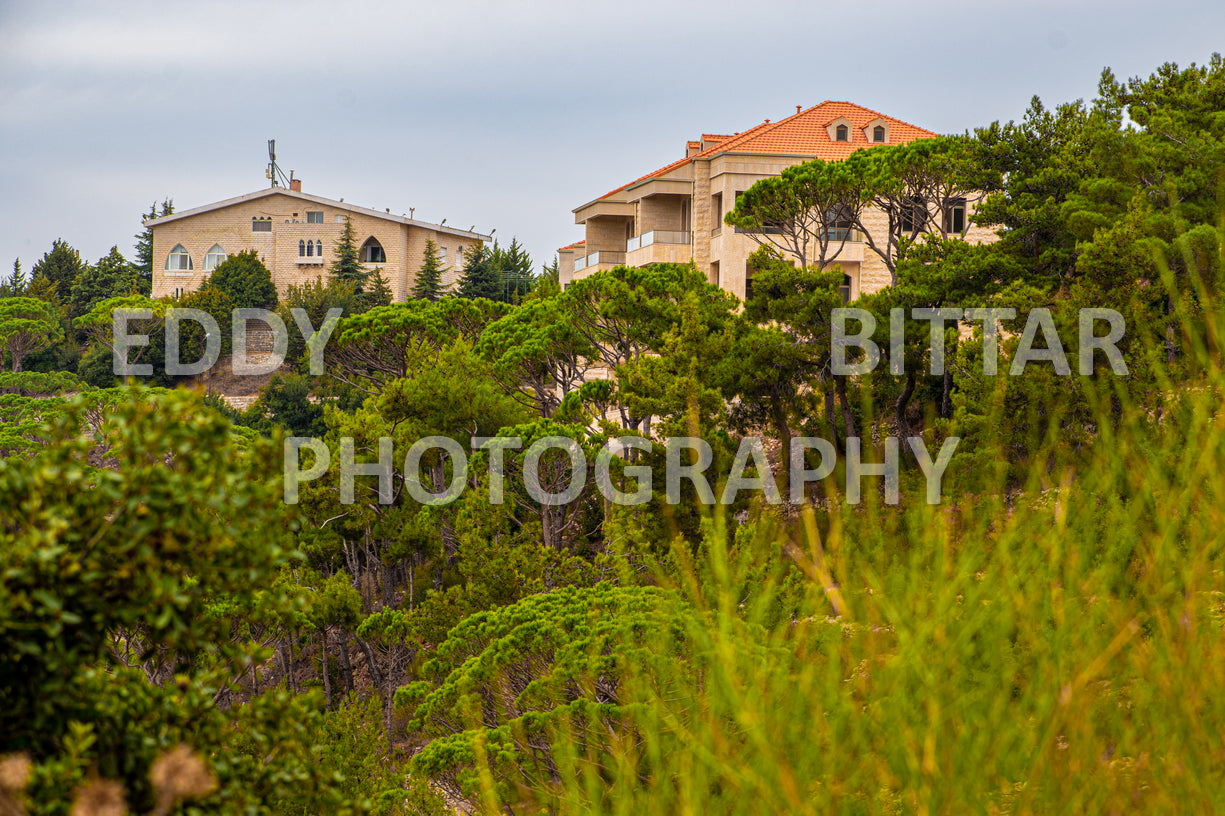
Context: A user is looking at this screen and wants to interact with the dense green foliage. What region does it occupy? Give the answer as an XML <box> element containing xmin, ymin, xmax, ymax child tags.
<box><xmin>3</xmin><ymin>55</ymin><xmax>1225</xmax><ymax>814</ymax></box>
<box><xmin>205</xmin><ymin>249</ymin><xmax>277</xmax><ymax>310</ymax></box>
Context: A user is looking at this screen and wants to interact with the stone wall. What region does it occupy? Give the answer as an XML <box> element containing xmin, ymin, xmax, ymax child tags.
<box><xmin>150</xmin><ymin>191</ymin><xmax>478</xmax><ymax>303</ymax></box>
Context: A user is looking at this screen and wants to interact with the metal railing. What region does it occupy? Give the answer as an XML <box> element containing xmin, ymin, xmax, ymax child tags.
<box><xmin>625</xmin><ymin>230</ymin><xmax>692</xmax><ymax>252</ymax></box>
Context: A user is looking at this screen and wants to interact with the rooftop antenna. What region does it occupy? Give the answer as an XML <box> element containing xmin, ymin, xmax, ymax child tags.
<box><xmin>266</xmin><ymin>139</ymin><xmax>291</xmax><ymax>188</ymax></box>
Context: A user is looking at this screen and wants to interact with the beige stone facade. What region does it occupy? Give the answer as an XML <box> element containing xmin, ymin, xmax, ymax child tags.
<box><xmin>561</xmin><ymin>101</ymin><xmax>996</xmax><ymax>301</ymax></box>
<box><xmin>149</xmin><ymin>184</ymin><xmax>489</xmax><ymax>302</ymax></box>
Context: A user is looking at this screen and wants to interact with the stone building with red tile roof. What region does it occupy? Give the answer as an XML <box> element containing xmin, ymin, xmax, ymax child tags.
<box><xmin>559</xmin><ymin>101</ymin><xmax>992</xmax><ymax>300</ymax></box>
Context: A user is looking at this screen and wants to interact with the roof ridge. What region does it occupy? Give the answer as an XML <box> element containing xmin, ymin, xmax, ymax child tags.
<box><xmin>146</xmin><ymin>187</ymin><xmax>491</xmax><ymax>239</ymax></box>
<box><xmin>586</xmin><ymin>101</ymin><xmax>939</xmax><ymax>205</ymax></box>
<box><xmin>814</xmin><ymin>99</ymin><xmax>939</xmax><ymax>136</ymax></box>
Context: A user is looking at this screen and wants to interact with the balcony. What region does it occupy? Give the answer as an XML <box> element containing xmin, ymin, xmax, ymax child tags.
<box><xmin>625</xmin><ymin>230</ymin><xmax>691</xmax><ymax>252</ymax></box>
<box><xmin>824</xmin><ymin>227</ymin><xmax>862</xmax><ymax>243</ymax></box>
<box><xmin>625</xmin><ymin>230</ymin><xmax>693</xmax><ymax>267</ymax></box>
<box><xmin>573</xmin><ymin>250</ymin><xmax>626</xmax><ymax>273</ymax></box>
<box><xmin>733</xmin><ymin>225</ymin><xmax>863</xmax><ymax>243</ymax></box>
<box><xmin>296</xmin><ymin>255</ymin><xmax>325</xmax><ymax>265</ymax></box>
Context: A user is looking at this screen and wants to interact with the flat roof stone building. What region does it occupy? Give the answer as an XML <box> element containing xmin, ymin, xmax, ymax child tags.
<box><xmin>149</xmin><ymin>181</ymin><xmax>489</xmax><ymax>302</ymax></box>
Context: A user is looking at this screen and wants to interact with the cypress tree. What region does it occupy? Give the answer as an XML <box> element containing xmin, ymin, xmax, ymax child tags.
<box><xmin>330</xmin><ymin>216</ymin><xmax>369</xmax><ymax>293</ymax></box>
<box><xmin>491</xmin><ymin>238</ymin><xmax>535</xmax><ymax>303</ymax></box>
<box><xmin>456</xmin><ymin>243</ymin><xmax>501</xmax><ymax>300</ymax></box>
<box><xmin>411</xmin><ymin>239</ymin><xmax>446</xmax><ymax>301</ymax></box>
<box><xmin>362</xmin><ymin>269</ymin><xmax>394</xmax><ymax>310</ymax></box>
<box><xmin>133</xmin><ymin>199</ymin><xmax>173</xmax><ymax>295</ymax></box>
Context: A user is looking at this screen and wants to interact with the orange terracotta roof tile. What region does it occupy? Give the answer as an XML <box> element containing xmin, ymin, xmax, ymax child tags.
<box><xmin>597</xmin><ymin>154</ymin><xmax>694</xmax><ymax>201</ymax></box>
<box><xmin>557</xmin><ymin>239</ymin><xmax>587</xmax><ymax>251</ymax></box>
<box><xmin>593</xmin><ymin>102</ymin><xmax>939</xmax><ymax>202</ymax></box>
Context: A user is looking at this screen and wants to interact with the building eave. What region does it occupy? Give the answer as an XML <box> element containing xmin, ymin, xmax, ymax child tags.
<box><xmin>143</xmin><ymin>187</ymin><xmax>491</xmax><ymax>241</ymax></box>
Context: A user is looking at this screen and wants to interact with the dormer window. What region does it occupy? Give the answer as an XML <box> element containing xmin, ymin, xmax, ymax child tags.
<box><xmin>835</xmin><ymin>124</ymin><xmax>849</xmax><ymax>142</ymax></box>
<box><xmin>863</xmin><ymin>118</ymin><xmax>890</xmax><ymax>144</ymax></box>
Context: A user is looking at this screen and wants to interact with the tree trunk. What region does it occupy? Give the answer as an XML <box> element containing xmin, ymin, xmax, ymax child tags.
<box><xmin>336</xmin><ymin>630</ymin><xmax>354</xmax><ymax>695</ymax></box>
<box><xmin>432</xmin><ymin>457</ymin><xmax>458</xmax><ymax>563</ymax></box>
<box><xmin>824</xmin><ymin>379</ymin><xmax>839</xmax><ymax>449</ymax></box>
<box><xmin>941</xmin><ymin>334</ymin><xmax>957</xmax><ymax>419</ymax></box>
<box><xmin>836</xmin><ymin>376</ymin><xmax>856</xmax><ymax>440</ymax></box>
<box><xmin>771</xmin><ymin>401</ymin><xmax>792</xmax><ymax>484</ymax></box>
<box><xmin>895</xmin><ymin>368</ymin><xmax>916</xmax><ymax>439</ymax></box>
<box><xmin>319</xmin><ymin>629</ymin><xmax>333</xmax><ymax>710</ymax></box>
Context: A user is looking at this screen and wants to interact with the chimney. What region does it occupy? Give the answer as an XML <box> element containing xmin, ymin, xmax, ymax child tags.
<box><xmin>289</xmin><ymin>178</ymin><xmax>302</xmax><ymax>192</ymax></box>
<box><xmin>686</xmin><ymin>140</ymin><xmax>701</xmax><ymax>158</ymax></box>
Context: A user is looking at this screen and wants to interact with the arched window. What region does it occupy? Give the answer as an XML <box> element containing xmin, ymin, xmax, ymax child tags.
<box><xmin>203</xmin><ymin>244</ymin><xmax>227</xmax><ymax>271</ymax></box>
<box><xmin>835</xmin><ymin>124</ymin><xmax>849</xmax><ymax>142</ymax></box>
<box><xmin>166</xmin><ymin>244</ymin><xmax>192</xmax><ymax>270</ymax></box>
<box><xmin>299</xmin><ymin>239</ymin><xmax>307</xmax><ymax>257</ymax></box>
<box><xmin>360</xmin><ymin>236</ymin><xmax>386</xmax><ymax>263</ymax></box>
<box><xmin>306</xmin><ymin>240</ymin><xmax>314</xmax><ymax>257</ymax></box>
<box><xmin>315</xmin><ymin>240</ymin><xmax>324</xmax><ymax>256</ymax></box>
<box><xmin>873</xmin><ymin>125</ymin><xmax>886</xmax><ymax>143</ymax></box>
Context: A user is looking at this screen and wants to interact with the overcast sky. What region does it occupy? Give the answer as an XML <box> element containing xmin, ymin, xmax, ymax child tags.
<box><xmin>1</xmin><ymin>0</ymin><xmax>1222</xmax><ymax>278</ymax></box>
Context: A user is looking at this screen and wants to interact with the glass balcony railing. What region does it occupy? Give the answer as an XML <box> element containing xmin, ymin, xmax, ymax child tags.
<box><xmin>824</xmin><ymin>227</ymin><xmax>862</xmax><ymax>242</ymax></box>
<box><xmin>574</xmin><ymin>250</ymin><xmax>626</xmax><ymax>271</ymax></box>
<box><xmin>732</xmin><ymin>225</ymin><xmax>862</xmax><ymax>242</ymax></box>
<box><xmin>625</xmin><ymin>230</ymin><xmax>692</xmax><ymax>252</ymax></box>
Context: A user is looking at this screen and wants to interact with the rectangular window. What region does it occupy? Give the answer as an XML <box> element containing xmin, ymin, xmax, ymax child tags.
<box><xmin>710</xmin><ymin>260</ymin><xmax>720</xmax><ymax>287</ymax></box>
<box><xmin>335</xmin><ymin>215</ymin><xmax>345</xmax><ymax>223</ymax></box>
<box><xmin>744</xmin><ymin>261</ymin><xmax>756</xmax><ymax>302</ymax></box>
<box><xmin>252</xmin><ymin>219</ymin><xmax>272</xmax><ymax>232</ymax></box>
<box><xmin>710</xmin><ymin>192</ymin><xmax>723</xmax><ymax>235</ymax></box>
<box><xmin>943</xmin><ymin>198</ymin><xmax>967</xmax><ymax>234</ymax></box>
<box><xmin>899</xmin><ymin>197</ymin><xmax>925</xmax><ymax>234</ymax></box>
<box><xmin>306</xmin><ymin>211</ymin><xmax>323</xmax><ymax>224</ymax></box>
<box><xmin>440</xmin><ymin>247</ymin><xmax>447</xmax><ymax>265</ymax></box>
